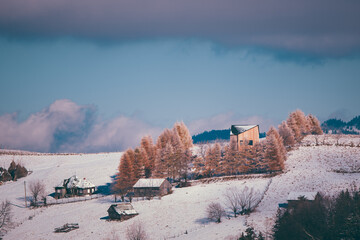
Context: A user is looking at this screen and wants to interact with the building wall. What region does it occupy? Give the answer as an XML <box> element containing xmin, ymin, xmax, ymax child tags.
<box><xmin>133</xmin><ymin>180</ymin><xmax>172</xmax><ymax>197</ymax></box>
<box><xmin>159</xmin><ymin>180</ymin><xmax>172</xmax><ymax>195</ymax></box>
<box><xmin>233</xmin><ymin>126</ymin><xmax>260</xmax><ymax>150</ymax></box>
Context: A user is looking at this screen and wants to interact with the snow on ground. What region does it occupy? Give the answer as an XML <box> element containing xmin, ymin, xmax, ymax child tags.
<box><xmin>1</xmin><ymin>134</ymin><xmax>360</xmax><ymax>239</ymax></box>
<box><xmin>247</xmin><ymin>135</ymin><xmax>360</xmax><ymax>237</ymax></box>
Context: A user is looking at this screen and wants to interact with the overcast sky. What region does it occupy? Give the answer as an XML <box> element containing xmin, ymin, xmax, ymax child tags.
<box><xmin>1</xmin><ymin>0</ymin><xmax>359</xmax><ymax>153</ymax></box>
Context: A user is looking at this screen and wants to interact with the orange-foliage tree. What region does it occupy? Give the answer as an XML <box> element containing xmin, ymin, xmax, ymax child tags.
<box><xmin>114</xmin><ymin>149</ymin><xmax>134</xmax><ymax>200</ymax></box>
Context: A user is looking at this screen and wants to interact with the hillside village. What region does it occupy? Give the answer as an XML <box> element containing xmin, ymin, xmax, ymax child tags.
<box><xmin>0</xmin><ymin>110</ymin><xmax>359</xmax><ymax>240</ymax></box>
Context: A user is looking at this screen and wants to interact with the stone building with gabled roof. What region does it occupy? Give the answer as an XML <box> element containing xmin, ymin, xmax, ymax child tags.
<box><xmin>230</xmin><ymin>125</ymin><xmax>260</xmax><ymax>150</ymax></box>
<box><xmin>54</xmin><ymin>175</ymin><xmax>96</xmax><ymax>199</ymax></box>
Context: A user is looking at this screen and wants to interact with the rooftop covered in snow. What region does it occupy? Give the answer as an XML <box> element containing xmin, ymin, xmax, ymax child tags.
<box><xmin>56</xmin><ymin>175</ymin><xmax>95</xmax><ymax>189</ymax></box>
<box><xmin>110</xmin><ymin>203</ymin><xmax>138</xmax><ymax>216</ymax></box>
<box><xmin>133</xmin><ymin>178</ymin><xmax>167</xmax><ymax>188</ymax></box>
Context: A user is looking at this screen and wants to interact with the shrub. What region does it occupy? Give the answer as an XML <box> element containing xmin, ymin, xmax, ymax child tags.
<box><xmin>126</xmin><ymin>221</ymin><xmax>148</xmax><ymax>240</ymax></box>
<box><xmin>207</xmin><ymin>202</ymin><xmax>225</xmax><ymax>223</ymax></box>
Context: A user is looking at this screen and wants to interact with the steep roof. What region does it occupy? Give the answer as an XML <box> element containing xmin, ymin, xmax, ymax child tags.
<box><xmin>230</xmin><ymin>125</ymin><xmax>258</xmax><ymax>135</ymax></box>
<box><xmin>110</xmin><ymin>203</ymin><xmax>138</xmax><ymax>215</ymax></box>
<box><xmin>133</xmin><ymin>178</ymin><xmax>167</xmax><ymax>188</ymax></box>
<box><xmin>287</xmin><ymin>192</ymin><xmax>318</xmax><ymax>201</ymax></box>
<box><xmin>56</xmin><ymin>175</ymin><xmax>95</xmax><ymax>189</ymax></box>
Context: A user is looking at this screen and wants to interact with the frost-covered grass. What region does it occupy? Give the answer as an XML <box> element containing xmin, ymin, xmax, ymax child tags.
<box><xmin>1</xmin><ymin>134</ymin><xmax>359</xmax><ymax>239</ymax></box>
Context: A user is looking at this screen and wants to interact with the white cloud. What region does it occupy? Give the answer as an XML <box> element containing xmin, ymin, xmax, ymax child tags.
<box><xmin>0</xmin><ymin>99</ymin><xmax>161</xmax><ymax>153</ymax></box>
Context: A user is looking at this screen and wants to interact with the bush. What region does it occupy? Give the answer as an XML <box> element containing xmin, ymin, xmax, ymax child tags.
<box><xmin>0</xmin><ymin>200</ymin><xmax>12</xmax><ymax>233</ymax></box>
<box><xmin>238</xmin><ymin>228</ymin><xmax>264</xmax><ymax>240</ymax></box>
<box><xmin>126</xmin><ymin>221</ymin><xmax>148</xmax><ymax>240</ymax></box>
<box><xmin>0</xmin><ymin>168</ymin><xmax>12</xmax><ymax>182</ymax></box>
<box><xmin>206</xmin><ymin>202</ymin><xmax>225</xmax><ymax>223</ymax></box>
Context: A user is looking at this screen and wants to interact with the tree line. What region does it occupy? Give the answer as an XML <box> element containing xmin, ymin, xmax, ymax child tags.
<box><xmin>193</xmin><ymin>110</ymin><xmax>323</xmax><ymax>178</ymax></box>
<box><xmin>113</xmin><ymin>110</ymin><xmax>323</xmax><ymax>198</ymax></box>
<box><xmin>273</xmin><ymin>185</ymin><xmax>360</xmax><ymax>240</ymax></box>
<box><xmin>113</xmin><ymin>122</ymin><xmax>193</xmax><ymax>199</ymax></box>
<box><xmin>322</xmin><ymin>115</ymin><xmax>360</xmax><ymax>134</ymax></box>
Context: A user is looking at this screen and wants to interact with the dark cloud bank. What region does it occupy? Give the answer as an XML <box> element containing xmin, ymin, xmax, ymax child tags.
<box><xmin>0</xmin><ymin>0</ymin><xmax>360</xmax><ymax>57</ymax></box>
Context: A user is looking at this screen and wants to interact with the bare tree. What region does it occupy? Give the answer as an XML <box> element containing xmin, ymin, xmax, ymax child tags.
<box><xmin>29</xmin><ymin>180</ymin><xmax>45</xmax><ymax>206</ymax></box>
<box><xmin>126</xmin><ymin>221</ymin><xmax>148</xmax><ymax>240</ymax></box>
<box><xmin>224</xmin><ymin>187</ymin><xmax>242</xmax><ymax>217</ymax></box>
<box><xmin>238</xmin><ymin>186</ymin><xmax>260</xmax><ymax>215</ymax></box>
<box><xmin>0</xmin><ymin>200</ymin><xmax>12</xmax><ymax>231</ymax></box>
<box><xmin>206</xmin><ymin>202</ymin><xmax>225</xmax><ymax>223</ymax></box>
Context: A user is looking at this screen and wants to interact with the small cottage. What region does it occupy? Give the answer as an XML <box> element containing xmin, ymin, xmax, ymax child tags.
<box><xmin>287</xmin><ymin>191</ymin><xmax>319</xmax><ymax>208</ymax></box>
<box><xmin>133</xmin><ymin>178</ymin><xmax>172</xmax><ymax>197</ymax></box>
<box><xmin>55</xmin><ymin>175</ymin><xmax>96</xmax><ymax>199</ymax></box>
<box><xmin>107</xmin><ymin>203</ymin><xmax>138</xmax><ymax>221</ymax></box>
<box><xmin>230</xmin><ymin>125</ymin><xmax>260</xmax><ymax>150</ymax></box>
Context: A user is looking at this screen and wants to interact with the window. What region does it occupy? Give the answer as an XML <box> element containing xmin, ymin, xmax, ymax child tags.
<box><xmin>249</xmin><ymin>140</ymin><xmax>253</xmax><ymax>146</ymax></box>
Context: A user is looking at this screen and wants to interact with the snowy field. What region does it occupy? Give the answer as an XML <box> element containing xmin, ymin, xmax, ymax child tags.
<box><xmin>1</xmin><ymin>134</ymin><xmax>360</xmax><ymax>239</ymax></box>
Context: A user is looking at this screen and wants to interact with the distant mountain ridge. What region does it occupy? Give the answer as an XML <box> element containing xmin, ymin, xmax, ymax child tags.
<box><xmin>322</xmin><ymin>115</ymin><xmax>360</xmax><ymax>134</ymax></box>
<box><xmin>192</xmin><ymin>129</ymin><xmax>266</xmax><ymax>144</ymax></box>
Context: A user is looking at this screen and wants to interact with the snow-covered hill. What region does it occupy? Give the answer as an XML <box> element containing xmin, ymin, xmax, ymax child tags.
<box><xmin>0</xmin><ymin>134</ymin><xmax>359</xmax><ymax>239</ymax></box>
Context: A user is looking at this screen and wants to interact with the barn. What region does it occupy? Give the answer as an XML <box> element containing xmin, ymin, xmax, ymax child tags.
<box><xmin>107</xmin><ymin>203</ymin><xmax>138</xmax><ymax>221</ymax></box>
<box><xmin>54</xmin><ymin>175</ymin><xmax>96</xmax><ymax>199</ymax></box>
<box><xmin>133</xmin><ymin>178</ymin><xmax>172</xmax><ymax>198</ymax></box>
<box><xmin>287</xmin><ymin>191</ymin><xmax>319</xmax><ymax>208</ymax></box>
<box><xmin>230</xmin><ymin>125</ymin><xmax>260</xmax><ymax>150</ymax></box>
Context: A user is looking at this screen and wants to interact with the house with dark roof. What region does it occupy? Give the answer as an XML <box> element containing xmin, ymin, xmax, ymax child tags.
<box><xmin>287</xmin><ymin>191</ymin><xmax>319</xmax><ymax>208</ymax></box>
<box><xmin>133</xmin><ymin>178</ymin><xmax>172</xmax><ymax>198</ymax></box>
<box><xmin>54</xmin><ymin>175</ymin><xmax>96</xmax><ymax>199</ymax></box>
<box><xmin>107</xmin><ymin>203</ymin><xmax>138</xmax><ymax>221</ymax></box>
<box><xmin>230</xmin><ymin>125</ymin><xmax>260</xmax><ymax>150</ymax></box>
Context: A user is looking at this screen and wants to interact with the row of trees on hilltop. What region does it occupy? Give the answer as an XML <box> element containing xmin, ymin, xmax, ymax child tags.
<box><xmin>279</xmin><ymin>109</ymin><xmax>323</xmax><ymax>148</ymax></box>
<box><xmin>193</xmin><ymin>110</ymin><xmax>323</xmax><ymax>178</ymax></box>
<box><xmin>113</xmin><ymin>122</ymin><xmax>193</xmax><ymax>199</ymax></box>
<box><xmin>114</xmin><ymin>110</ymin><xmax>323</xmax><ymax>196</ymax></box>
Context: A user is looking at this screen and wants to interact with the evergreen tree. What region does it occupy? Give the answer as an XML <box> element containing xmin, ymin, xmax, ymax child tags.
<box><xmin>267</xmin><ymin>127</ymin><xmax>286</xmax><ymax>163</ymax></box>
<box><xmin>156</xmin><ymin>128</ymin><xmax>173</xmax><ymax>150</ymax></box>
<box><xmin>140</xmin><ymin>136</ymin><xmax>156</xmax><ymax>178</ymax></box>
<box><xmin>133</xmin><ymin>147</ymin><xmax>145</xmax><ymax>181</ymax></box>
<box><xmin>154</xmin><ymin>142</ymin><xmax>174</xmax><ymax>179</ymax></box>
<box><xmin>193</xmin><ymin>155</ymin><xmax>206</xmax><ymax>178</ymax></box>
<box><xmin>306</xmin><ymin>114</ymin><xmax>323</xmax><ymax>135</ymax></box>
<box><xmin>174</xmin><ymin>121</ymin><xmax>193</xmax><ymax>149</ymax></box>
<box><xmin>278</xmin><ymin>121</ymin><xmax>295</xmax><ymax>148</ymax></box>
<box><xmin>8</xmin><ymin>160</ymin><xmax>16</xmax><ymax>180</ymax></box>
<box><xmin>223</xmin><ymin>138</ymin><xmax>239</xmax><ymax>175</ymax></box>
<box><xmin>114</xmin><ymin>149</ymin><xmax>134</xmax><ymax>200</ymax></box>
<box><xmin>237</xmin><ymin>143</ymin><xmax>253</xmax><ymax>173</ymax></box>
<box><xmin>264</xmin><ymin>134</ymin><xmax>284</xmax><ymax>171</ymax></box>
<box><xmin>204</xmin><ymin>143</ymin><xmax>222</xmax><ymax>177</ymax></box>
<box><xmin>287</xmin><ymin>110</ymin><xmax>308</xmax><ymax>142</ymax></box>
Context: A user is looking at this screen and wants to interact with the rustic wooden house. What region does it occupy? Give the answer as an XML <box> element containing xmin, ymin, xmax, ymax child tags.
<box><xmin>230</xmin><ymin>125</ymin><xmax>260</xmax><ymax>150</ymax></box>
<box><xmin>133</xmin><ymin>178</ymin><xmax>172</xmax><ymax>197</ymax></box>
<box><xmin>287</xmin><ymin>191</ymin><xmax>319</xmax><ymax>208</ymax></box>
<box><xmin>54</xmin><ymin>175</ymin><xmax>96</xmax><ymax>199</ymax></box>
<box><xmin>107</xmin><ymin>203</ymin><xmax>138</xmax><ymax>221</ymax></box>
